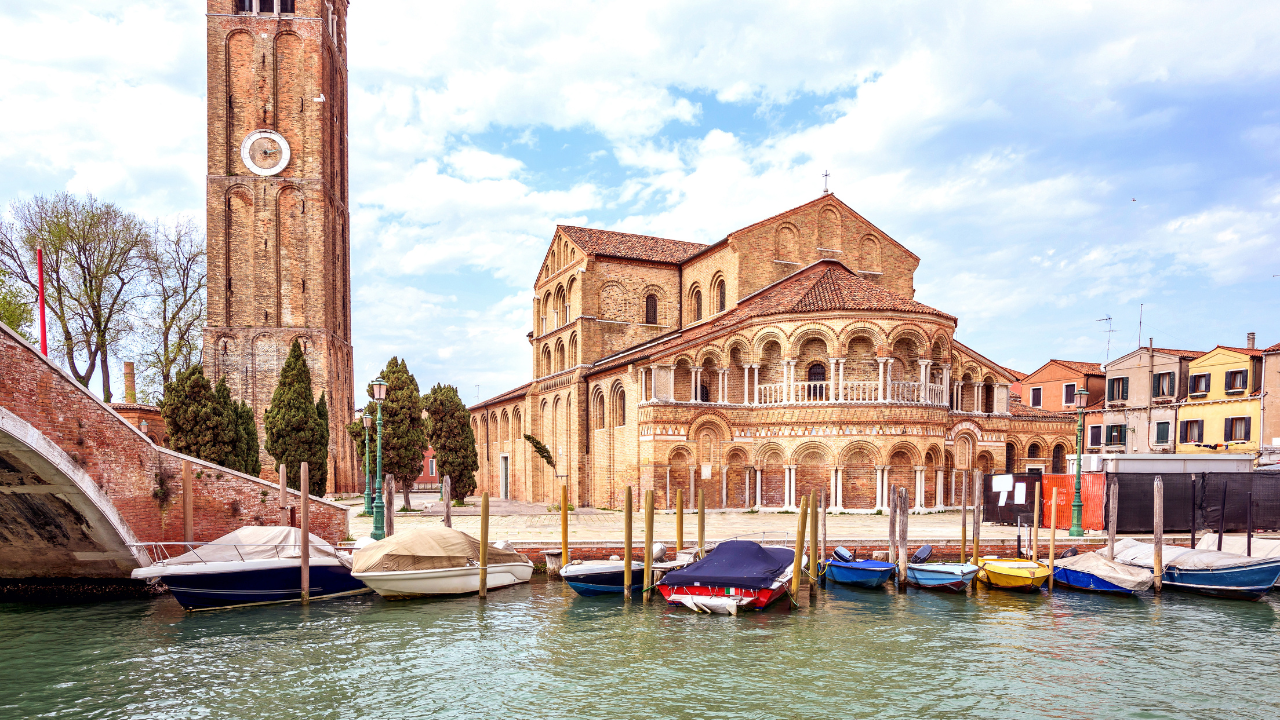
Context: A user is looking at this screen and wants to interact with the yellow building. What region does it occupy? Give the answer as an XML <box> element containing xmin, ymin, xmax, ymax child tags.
<box><xmin>1176</xmin><ymin>344</ymin><xmax>1263</xmax><ymax>459</ymax></box>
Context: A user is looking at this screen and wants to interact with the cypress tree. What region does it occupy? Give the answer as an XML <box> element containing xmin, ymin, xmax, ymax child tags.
<box><xmin>423</xmin><ymin>383</ymin><xmax>478</xmax><ymax>498</ymax></box>
<box><xmin>237</xmin><ymin>399</ymin><xmax>262</xmax><ymax>476</ymax></box>
<box><xmin>313</xmin><ymin>391</ymin><xmax>330</xmax><ymax>493</ymax></box>
<box><xmin>161</xmin><ymin>364</ymin><xmax>234</xmax><ymax>467</ymax></box>
<box><xmin>264</xmin><ymin>339</ymin><xmax>326</xmax><ymax>496</ymax></box>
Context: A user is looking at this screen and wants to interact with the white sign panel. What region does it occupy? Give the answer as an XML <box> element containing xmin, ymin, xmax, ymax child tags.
<box><xmin>1014</xmin><ymin>482</ymin><xmax>1026</xmax><ymax>505</ymax></box>
<box><xmin>991</xmin><ymin>474</ymin><xmax>1014</xmax><ymax>492</ymax></box>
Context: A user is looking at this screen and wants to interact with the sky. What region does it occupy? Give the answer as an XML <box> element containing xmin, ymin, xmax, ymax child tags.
<box><xmin>2</xmin><ymin>1</ymin><xmax>1279</xmax><ymax>406</ymax></box>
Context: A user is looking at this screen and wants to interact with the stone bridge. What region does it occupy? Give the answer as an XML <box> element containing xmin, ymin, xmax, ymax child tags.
<box><xmin>0</xmin><ymin>323</ymin><xmax>349</xmax><ymax>589</ymax></box>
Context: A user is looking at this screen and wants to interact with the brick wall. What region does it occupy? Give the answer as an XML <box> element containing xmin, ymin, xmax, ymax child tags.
<box><xmin>0</xmin><ymin>324</ymin><xmax>349</xmax><ymax>546</ymax></box>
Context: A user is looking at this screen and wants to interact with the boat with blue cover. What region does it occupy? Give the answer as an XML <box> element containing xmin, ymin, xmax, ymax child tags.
<box><xmin>825</xmin><ymin>546</ymin><xmax>895</xmax><ymax>589</ymax></box>
<box><xmin>131</xmin><ymin>526</ymin><xmax>368</xmax><ymax>611</ymax></box>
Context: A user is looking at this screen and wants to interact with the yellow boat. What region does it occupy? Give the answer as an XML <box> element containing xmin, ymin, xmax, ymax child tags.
<box><xmin>976</xmin><ymin>557</ymin><xmax>1051</xmax><ymax>592</ymax></box>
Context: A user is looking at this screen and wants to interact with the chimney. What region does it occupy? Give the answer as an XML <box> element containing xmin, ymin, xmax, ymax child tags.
<box><xmin>1247</xmin><ymin>332</ymin><xmax>1256</xmax><ymax>350</ymax></box>
<box><xmin>124</xmin><ymin>361</ymin><xmax>136</xmax><ymax>404</ymax></box>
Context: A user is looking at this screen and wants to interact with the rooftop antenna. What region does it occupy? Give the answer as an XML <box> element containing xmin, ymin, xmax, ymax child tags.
<box><xmin>1137</xmin><ymin>303</ymin><xmax>1143</xmax><ymax>348</ymax></box>
<box><xmin>822</xmin><ymin>170</ymin><xmax>831</xmax><ymax>194</ymax></box>
<box><xmin>1096</xmin><ymin>314</ymin><xmax>1116</xmax><ymax>364</ymax></box>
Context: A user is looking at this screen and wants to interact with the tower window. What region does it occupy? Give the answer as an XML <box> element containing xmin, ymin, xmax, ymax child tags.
<box><xmin>693</xmin><ymin>290</ymin><xmax>702</xmax><ymax>321</ymax></box>
<box><xmin>644</xmin><ymin>294</ymin><xmax>658</xmax><ymax>324</ymax></box>
<box><xmin>716</xmin><ymin>281</ymin><xmax>726</xmax><ymax>313</ymax></box>
<box><xmin>280</xmin><ymin>0</ymin><xmax>295</xmax><ymax>12</ymax></box>
<box><xmin>260</xmin><ymin>0</ymin><xmax>275</xmax><ymax>12</ymax></box>
<box><xmin>302</xmin><ymin>279</ymin><xmax>306</xmax><ymax>293</ymax></box>
<box><xmin>237</xmin><ymin>0</ymin><xmax>252</xmax><ymax>11</ymax></box>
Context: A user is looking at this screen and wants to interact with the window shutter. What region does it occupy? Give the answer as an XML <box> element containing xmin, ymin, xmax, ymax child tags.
<box><xmin>1121</xmin><ymin>377</ymin><xmax>1129</xmax><ymax>400</ymax></box>
<box><xmin>1180</xmin><ymin>421</ymin><xmax>1187</xmax><ymax>443</ymax></box>
<box><xmin>1152</xmin><ymin>374</ymin><xmax>1159</xmax><ymax>397</ymax></box>
<box><xmin>1107</xmin><ymin>381</ymin><xmax>1113</xmax><ymax>401</ymax></box>
<box><xmin>1119</xmin><ymin>425</ymin><xmax>1126</xmax><ymax>444</ymax></box>
<box><xmin>1224</xmin><ymin>417</ymin><xmax>1232</xmax><ymax>443</ymax></box>
<box><xmin>1205</xmin><ymin>374</ymin><xmax>1211</xmax><ymax>392</ymax></box>
<box><xmin>1244</xmin><ymin>417</ymin><xmax>1252</xmax><ymax>442</ymax></box>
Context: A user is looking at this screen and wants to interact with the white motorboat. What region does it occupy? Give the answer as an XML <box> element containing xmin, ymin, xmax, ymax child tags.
<box><xmin>351</xmin><ymin>526</ymin><xmax>533</xmax><ymax>599</ymax></box>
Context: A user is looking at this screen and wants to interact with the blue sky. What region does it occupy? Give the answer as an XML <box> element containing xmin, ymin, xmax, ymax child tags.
<box><xmin>2</xmin><ymin>1</ymin><xmax>1279</xmax><ymax>407</ymax></box>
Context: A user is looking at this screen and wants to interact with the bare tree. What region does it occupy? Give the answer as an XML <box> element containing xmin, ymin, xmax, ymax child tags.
<box><xmin>0</xmin><ymin>193</ymin><xmax>148</xmax><ymax>401</ymax></box>
<box><xmin>134</xmin><ymin>217</ymin><xmax>206</xmax><ymax>402</ymax></box>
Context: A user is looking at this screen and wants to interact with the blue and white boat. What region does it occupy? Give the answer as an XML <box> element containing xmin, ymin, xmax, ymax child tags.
<box><xmin>905</xmin><ymin>562</ymin><xmax>979</xmax><ymax>592</ymax></box>
<box><xmin>561</xmin><ymin>560</ymin><xmax>644</xmax><ymax>597</ymax></box>
<box><xmin>1052</xmin><ymin>552</ymin><xmax>1152</xmax><ymax>595</ymax></box>
<box><xmin>1109</xmin><ymin>538</ymin><xmax>1280</xmax><ymax>601</ymax></box>
<box><xmin>825</xmin><ymin>546</ymin><xmax>895</xmax><ymax>589</ymax></box>
<box><xmin>131</xmin><ymin>526</ymin><xmax>368</xmax><ymax>611</ymax></box>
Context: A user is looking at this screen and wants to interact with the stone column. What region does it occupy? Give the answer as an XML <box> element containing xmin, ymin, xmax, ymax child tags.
<box><xmin>829</xmin><ymin>467</ymin><xmax>838</xmax><ymax>514</ymax></box>
<box><xmin>753</xmin><ymin>466</ymin><xmax>762</xmax><ymax>508</ymax></box>
<box><xmin>743</xmin><ymin>365</ymin><xmax>751</xmax><ymax>404</ymax></box>
<box><xmin>941</xmin><ymin>363</ymin><xmax>951</xmax><ymax>406</ymax></box>
<box><xmin>835</xmin><ymin>358</ymin><xmax>845</xmax><ymax>401</ymax></box>
<box><xmin>874</xmin><ymin>465</ymin><xmax>886</xmax><ymax>510</ymax></box>
<box><xmin>914</xmin><ymin>466</ymin><xmax>926</xmax><ymax>509</ymax></box>
<box><xmin>690</xmin><ymin>368</ymin><xmax>700</xmax><ymax>402</ymax></box>
<box><xmin>752</xmin><ymin>364</ymin><xmax>760</xmax><ymax>404</ymax></box>
<box><xmin>918</xmin><ymin>360</ymin><xmax>930</xmax><ymax>403</ymax></box>
<box><xmin>689</xmin><ymin>465</ymin><xmax>697</xmax><ymax>509</ymax></box>
<box><xmin>935</xmin><ymin>469</ymin><xmax>945</xmax><ymax>509</ymax></box>
<box><xmin>877</xmin><ymin>358</ymin><xmax>887</xmax><ymax>402</ymax></box>
<box><xmin>721</xmin><ymin>465</ymin><xmax>728</xmax><ymax>507</ymax></box>
<box><xmin>835</xmin><ymin>467</ymin><xmax>844</xmax><ymax>511</ymax></box>
<box><xmin>975</xmin><ymin>383</ymin><xmax>984</xmax><ymax>414</ymax></box>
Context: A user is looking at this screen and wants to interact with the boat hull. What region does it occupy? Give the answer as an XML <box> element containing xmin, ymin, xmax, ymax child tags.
<box><xmin>1052</xmin><ymin>566</ymin><xmax>1134</xmax><ymax>595</ymax></box>
<box><xmin>1163</xmin><ymin>559</ymin><xmax>1280</xmax><ymax>602</ymax></box>
<box><xmin>657</xmin><ymin>583</ymin><xmax>790</xmax><ymax>613</ymax></box>
<box><xmin>561</xmin><ymin>563</ymin><xmax>644</xmax><ymax>597</ymax></box>
<box><xmin>978</xmin><ymin>560</ymin><xmax>1050</xmax><ymax>593</ymax></box>
<box><xmin>826</xmin><ymin>561</ymin><xmax>896</xmax><ymax>589</ymax></box>
<box><xmin>353</xmin><ymin>561</ymin><xmax>534</xmax><ymax>599</ymax></box>
<box><xmin>156</xmin><ymin>561</ymin><xmax>368</xmax><ymax>611</ymax></box>
<box><xmin>906</xmin><ymin>564</ymin><xmax>979</xmax><ymax>593</ymax></box>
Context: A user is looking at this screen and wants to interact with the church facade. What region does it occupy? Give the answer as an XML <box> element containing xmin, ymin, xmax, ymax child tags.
<box><xmin>470</xmin><ymin>195</ymin><xmax>1075</xmax><ymax>511</ymax></box>
<box><xmin>201</xmin><ymin>0</ymin><xmax>356</xmax><ymax>493</ymax></box>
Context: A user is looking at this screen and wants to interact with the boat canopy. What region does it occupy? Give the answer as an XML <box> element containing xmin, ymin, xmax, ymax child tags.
<box><xmin>352</xmin><ymin>526</ymin><xmax>526</xmax><ymax>573</ymax></box>
<box><xmin>1106</xmin><ymin>538</ymin><xmax>1272</xmax><ymax>571</ymax></box>
<box><xmin>163</xmin><ymin>526</ymin><xmax>340</xmax><ymax>565</ymax></box>
<box><xmin>658</xmin><ymin>540</ymin><xmax>793</xmax><ymax>591</ymax></box>
<box><xmin>1196</xmin><ymin>534</ymin><xmax>1280</xmax><ymax>558</ymax></box>
<box><xmin>1056</xmin><ymin>553</ymin><xmax>1154</xmax><ymax>591</ymax></box>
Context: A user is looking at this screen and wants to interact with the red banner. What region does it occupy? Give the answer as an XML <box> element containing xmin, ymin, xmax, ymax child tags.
<box><xmin>1040</xmin><ymin>473</ymin><xmax>1105</xmax><ymax>531</ymax></box>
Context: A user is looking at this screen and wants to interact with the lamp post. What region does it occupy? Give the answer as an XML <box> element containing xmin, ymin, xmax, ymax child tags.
<box><xmin>371</xmin><ymin>376</ymin><xmax>388</xmax><ymax>541</ymax></box>
<box><xmin>1070</xmin><ymin>388</ymin><xmax>1089</xmax><ymax>537</ymax></box>
<box><xmin>362</xmin><ymin>412</ymin><xmax>373</xmax><ymax>516</ymax></box>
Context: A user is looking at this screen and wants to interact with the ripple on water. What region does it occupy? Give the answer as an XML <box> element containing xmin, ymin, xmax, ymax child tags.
<box><xmin>0</xmin><ymin>580</ymin><xmax>1277</xmax><ymax>720</ymax></box>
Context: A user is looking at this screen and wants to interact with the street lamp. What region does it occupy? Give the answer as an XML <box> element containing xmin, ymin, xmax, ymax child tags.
<box><xmin>362</xmin><ymin>412</ymin><xmax>373</xmax><ymax>516</ymax></box>
<box><xmin>1070</xmin><ymin>387</ymin><xmax>1090</xmax><ymax>537</ymax></box>
<box><xmin>371</xmin><ymin>376</ymin><xmax>389</xmax><ymax>541</ymax></box>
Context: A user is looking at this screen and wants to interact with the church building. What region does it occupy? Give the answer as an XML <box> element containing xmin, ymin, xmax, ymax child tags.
<box><xmin>470</xmin><ymin>195</ymin><xmax>1076</xmax><ymax>511</ymax></box>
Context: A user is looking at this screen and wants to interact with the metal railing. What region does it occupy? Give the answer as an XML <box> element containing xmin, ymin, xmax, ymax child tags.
<box><xmin>128</xmin><ymin>541</ymin><xmax>308</xmax><ymax>566</ymax></box>
<box><xmin>752</xmin><ymin>380</ymin><xmax>948</xmax><ymax>406</ymax></box>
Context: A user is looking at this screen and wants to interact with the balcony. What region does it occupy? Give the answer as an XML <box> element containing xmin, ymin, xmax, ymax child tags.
<box><xmin>754</xmin><ymin>380</ymin><xmax>948</xmax><ymax>406</ymax></box>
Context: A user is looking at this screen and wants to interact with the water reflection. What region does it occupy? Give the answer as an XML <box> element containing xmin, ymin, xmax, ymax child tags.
<box><xmin>0</xmin><ymin>580</ymin><xmax>1277</xmax><ymax>719</ymax></box>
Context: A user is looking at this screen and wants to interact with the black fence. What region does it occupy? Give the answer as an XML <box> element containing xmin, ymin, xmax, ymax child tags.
<box><xmin>982</xmin><ymin>473</ymin><xmax>1043</xmax><ymax>527</ymax></box>
<box><xmin>1107</xmin><ymin>472</ymin><xmax>1280</xmax><ymax>534</ymax></box>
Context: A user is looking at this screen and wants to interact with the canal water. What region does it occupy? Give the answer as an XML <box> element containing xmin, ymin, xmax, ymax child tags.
<box><xmin>2</xmin><ymin>580</ymin><xmax>1278</xmax><ymax>719</ymax></box>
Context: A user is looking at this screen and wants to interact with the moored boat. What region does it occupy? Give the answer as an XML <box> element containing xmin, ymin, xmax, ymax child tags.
<box><xmin>561</xmin><ymin>560</ymin><xmax>644</xmax><ymax>596</ymax></box>
<box><xmin>130</xmin><ymin>526</ymin><xmax>368</xmax><ymax>611</ymax></box>
<box><xmin>976</xmin><ymin>557</ymin><xmax>1050</xmax><ymax>592</ymax></box>
<box><xmin>1052</xmin><ymin>552</ymin><xmax>1153</xmax><ymax>595</ymax></box>
<box><xmin>905</xmin><ymin>562</ymin><xmax>979</xmax><ymax>592</ymax></box>
<box><xmin>825</xmin><ymin>546</ymin><xmax>896</xmax><ymax>589</ymax></box>
<box><xmin>1108</xmin><ymin>538</ymin><xmax>1280</xmax><ymax>601</ymax></box>
<box><xmin>657</xmin><ymin>540</ymin><xmax>800</xmax><ymax>614</ymax></box>
<box><xmin>352</xmin><ymin>526</ymin><xmax>533</xmax><ymax>599</ymax></box>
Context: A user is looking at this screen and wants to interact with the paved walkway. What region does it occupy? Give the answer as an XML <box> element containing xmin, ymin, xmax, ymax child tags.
<box><xmin>345</xmin><ymin>495</ymin><xmax>1151</xmax><ymax>545</ymax></box>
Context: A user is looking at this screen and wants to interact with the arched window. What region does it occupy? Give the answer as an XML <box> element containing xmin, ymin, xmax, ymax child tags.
<box><xmin>693</xmin><ymin>290</ymin><xmax>702</xmax><ymax>321</ymax></box>
<box><xmin>699</xmin><ymin>383</ymin><xmax>710</xmax><ymax>402</ymax></box>
<box><xmin>716</xmin><ymin>281</ymin><xmax>726</xmax><ymax>313</ymax></box>
<box><xmin>592</xmin><ymin>389</ymin><xmax>606</xmax><ymax>430</ymax></box>
<box><xmin>645</xmin><ymin>294</ymin><xmax>658</xmax><ymax>324</ymax></box>
<box><xmin>807</xmin><ymin>363</ymin><xmax>826</xmax><ymax>382</ymax></box>
<box><xmin>614</xmin><ymin>390</ymin><xmax>626</xmax><ymax>426</ymax></box>
<box><xmin>1027</xmin><ymin>443</ymin><xmax>1041</xmax><ymax>459</ymax></box>
<box><xmin>1052</xmin><ymin>444</ymin><xmax>1066</xmax><ymax>474</ymax></box>
<box><xmin>1005</xmin><ymin>443</ymin><xmax>1015</xmax><ymax>472</ymax></box>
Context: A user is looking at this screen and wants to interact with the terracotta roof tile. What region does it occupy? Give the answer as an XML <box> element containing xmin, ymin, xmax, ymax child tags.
<box><xmin>1213</xmin><ymin>345</ymin><xmax>1265</xmax><ymax>358</ymax></box>
<box><xmin>1051</xmin><ymin>359</ymin><xmax>1105</xmax><ymax>375</ymax></box>
<box><xmin>1009</xmin><ymin>400</ymin><xmax>1075</xmax><ymax>420</ymax></box>
<box><xmin>1001</xmin><ymin>366</ymin><xmax>1028</xmax><ymax>381</ymax></box>
<box><xmin>469</xmin><ymin>382</ymin><xmax>533</xmax><ymax>410</ymax></box>
<box><xmin>726</xmin><ymin>194</ymin><xmax>920</xmax><ymax>261</ymax></box>
<box><xmin>1264</xmin><ymin>341</ymin><xmax>1280</xmax><ymax>353</ymax></box>
<box><xmin>744</xmin><ymin>259</ymin><xmax>954</xmax><ymax>320</ymax></box>
<box><xmin>559</xmin><ymin>226</ymin><xmax>706</xmax><ymax>264</ymax></box>
<box><xmin>1150</xmin><ymin>347</ymin><xmax>1207</xmax><ymax>359</ymax></box>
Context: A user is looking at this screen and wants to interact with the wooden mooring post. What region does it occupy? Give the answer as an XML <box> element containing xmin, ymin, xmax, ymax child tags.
<box><xmin>278</xmin><ymin>463</ymin><xmax>288</xmax><ymax>527</ymax></box>
<box><xmin>676</xmin><ymin>489</ymin><xmax>684</xmax><ymax>552</ymax></box>
<box><xmin>442</xmin><ymin>476</ymin><xmax>452</xmax><ymax>529</ymax></box>
<box><xmin>385</xmin><ymin>474</ymin><xmax>395</xmax><ymax>537</ymax></box>
<box><xmin>561</xmin><ymin>483</ymin><xmax>569</xmax><ymax>568</ymax></box>
<box><xmin>643</xmin><ymin>490</ymin><xmax>654</xmax><ymax>603</ymax></box>
<box><xmin>182</xmin><ymin>460</ymin><xmax>193</xmax><ymax>544</ymax></box>
<box><xmin>887</xmin><ymin>486</ymin><xmax>898</xmax><ymax>566</ymax></box>
<box><xmin>479</xmin><ymin>492</ymin><xmax>489</xmax><ymax>599</ymax></box>
<box><xmin>897</xmin><ymin>487</ymin><xmax>909</xmax><ymax>584</ymax></box>
<box><xmin>1153</xmin><ymin>476</ymin><xmax>1163</xmax><ymax>593</ymax></box>
<box><xmin>1031</xmin><ymin>481</ymin><xmax>1041</xmax><ymax>562</ymax></box>
<box><xmin>697</xmin><ymin>489</ymin><xmax>705</xmax><ymax>556</ymax></box>
<box><xmin>791</xmin><ymin>494</ymin><xmax>808</xmax><ymax>596</ymax></box>
<box><xmin>819</xmin><ymin>489</ymin><xmax>828</xmax><ymax>587</ymax></box>
<box><xmin>1106</xmin><ymin>478</ymin><xmax>1118</xmax><ymax>560</ymax></box>
<box><xmin>623</xmin><ymin>487</ymin><xmax>634</xmax><ymax>600</ymax></box>
<box><xmin>959</xmin><ymin>473</ymin><xmax>969</xmax><ymax>562</ymax></box>
<box><xmin>971</xmin><ymin>477</ymin><xmax>982</xmax><ymax>565</ymax></box>
<box><xmin>300</xmin><ymin>462</ymin><xmax>310</xmax><ymax>605</ymax></box>
<box><xmin>809</xmin><ymin>490</ymin><xmax>818</xmax><ymax>597</ymax></box>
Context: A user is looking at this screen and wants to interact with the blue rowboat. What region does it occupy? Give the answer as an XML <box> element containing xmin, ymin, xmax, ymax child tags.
<box><xmin>1163</xmin><ymin>557</ymin><xmax>1280</xmax><ymax>601</ymax></box>
<box><xmin>826</xmin><ymin>559</ymin><xmax>896</xmax><ymax>589</ymax></box>
<box><xmin>1051</xmin><ymin>552</ymin><xmax>1152</xmax><ymax>596</ymax></box>
<box><xmin>561</xmin><ymin>560</ymin><xmax>644</xmax><ymax>597</ymax></box>
<box><xmin>906</xmin><ymin>562</ymin><xmax>979</xmax><ymax>592</ymax></box>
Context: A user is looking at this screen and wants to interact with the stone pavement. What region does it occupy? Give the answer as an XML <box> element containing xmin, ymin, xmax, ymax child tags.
<box><xmin>344</xmin><ymin>495</ymin><xmax>1137</xmax><ymax>545</ymax></box>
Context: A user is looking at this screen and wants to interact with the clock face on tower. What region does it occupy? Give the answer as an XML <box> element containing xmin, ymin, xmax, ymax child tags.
<box><xmin>240</xmin><ymin>129</ymin><xmax>291</xmax><ymax>176</ymax></box>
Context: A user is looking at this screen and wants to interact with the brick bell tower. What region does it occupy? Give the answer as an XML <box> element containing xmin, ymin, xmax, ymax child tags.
<box><xmin>203</xmin><ymin>0</ymin><xmax>354</xmax><ymax>494</ymax></box>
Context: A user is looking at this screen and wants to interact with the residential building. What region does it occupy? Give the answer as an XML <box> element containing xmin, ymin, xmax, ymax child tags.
<box><xmin>1261</xmin><ymin>341</ymin><xmax>1280</xmax><ymax>469</ymax></box>
<box><xmin>469</xmin><ymin>194</ymin><xmax>1076</xmax><ymax>511</ymax></box>
<box><xmin>1017</xmin><ymin>360</ymin><xmax>1105</xmax><ymax>472</ymax></box>
<box><xmin>1099</xmin><ymin>343</ymin><xmax>1204</xmax><ymax>454</ymax></box>
<box><xmin>1175</xmin><ymin>338</ymin><xmax>1264</xmax><ymax>460</ymax></box>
